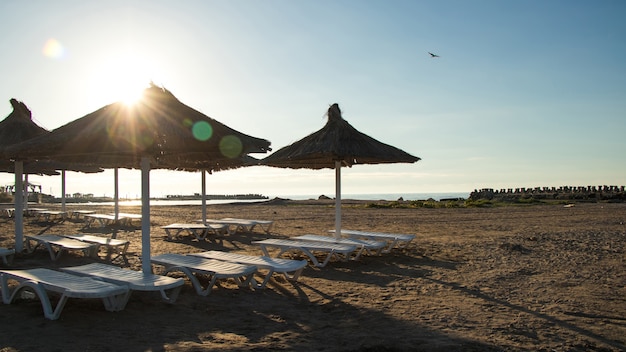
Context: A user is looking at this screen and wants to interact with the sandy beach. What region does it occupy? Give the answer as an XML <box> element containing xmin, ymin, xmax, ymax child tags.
<box><xmin>0</xmin><ymin>200</ymin><xmax>624</xmax><ymax>351</ymax></box>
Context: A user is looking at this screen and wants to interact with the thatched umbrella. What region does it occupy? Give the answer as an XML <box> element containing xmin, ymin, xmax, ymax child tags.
<box><xmin>0</xmin><ymin>99</ymin><xmax>105</xmax><ymax>251</ymax></box>
<box><xmin>5</xmin><ymin>84</ymin><xmax>271</xmax><ymax>273</ymax></box>
<box><xmin>0</xmin><ymin>99</ymin><xmax>49</xmax><ymax>146</ymax></box>
<box><xmin>260</xmin><ymin>103</ymin><xmax>420</xmax><ymax>238</ymax></box>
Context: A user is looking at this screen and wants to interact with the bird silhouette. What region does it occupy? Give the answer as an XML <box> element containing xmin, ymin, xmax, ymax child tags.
<box><xmin>428</xmin><ymin>52</ymin><xmax>440</xmax><ymax>58</ymax></box>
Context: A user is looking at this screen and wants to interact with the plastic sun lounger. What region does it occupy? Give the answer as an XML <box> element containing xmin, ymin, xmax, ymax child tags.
<box><xmin>251</xmin><ymin>238</ymin><xmax>358</xmax><ymax>267</ymax></box>
<box><xmin>25</xmin><ymin>235</ymin><xmax>98</xmax><ymax>261</ymax></box>
<box><xmin>109</xmin><ymin>213</ymin><xmax>142</xmax><ymax>226</ymax></box>
<box><xmin>61</xmin><ymin>234</ymin><xmax>130</xmax><ymax>261</ymax></box>
<box><xmin>0</xmin><ymin>248</ymin><xmax>15</xmax><ymax>265</ymax></box>
<box><xmin>162</xmin><ymin>223</ymin><xmax>227</xmax><ymax>241</ymax></box>
<box><xmin>220</xmin><ymin>218</ymin><xmax>275</xmax><ymax>234</ymax></box>
<box><xmin>35</xmin><ymin>210</ymin><xmax>68</xmax><ymax>222</ymax></box>
<box><xmin>24</xmin><ymin>208</ymin><xmax>47</xmax><ymax>216</ymax></box>
<box><xmin>61</xmin><ymin>263</ymin><xmax>184</xmax><ymax>304</ymax></box>
<box><xmin>3</xmin><ymin>208</ymin><xmax>15</xmax><ymax>218</ymax></box>
<box><xmin>0</xmin><ymin>268</ymin><xmax>130</xmax><ymax>320</ymax></box>
<box><xmin>329</xmin><ymin>229</ymin><xmax>416</xmax><ymax>253</ymax></box>
<box><xmin>84</xmin><ymin>214</ymin><xmax>126</xmax><ymax>228</ymax></box>
<box><xmin>293</xmin><ymin>234</ymin><xmax>387</xmax><ymax>258</ymax></box>
<box><xmin>151</xmin><ymin>253</ymin><xmax>257</xmax><ymax>296</ymax></box>
<box><xmin>68</xmin><ymin>210</ymin><xmax>95</xmax><ymax>220</ymax></box>
<box><xmin>202</xmin><ymin>219</ymin><xmax>257</xmax><ymax>234</ymax></box>
<box><xmin>189</xmin><ymin>251</ymin><xmax>307</xmax><ymax>289</ymax></box>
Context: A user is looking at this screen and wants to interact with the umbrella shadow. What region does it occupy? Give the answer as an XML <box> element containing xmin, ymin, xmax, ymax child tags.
<box><xmin>175</xmin><ymin>229</ymin><xmax>286</xmax><ymax>252</ymax></box>
<box><xmin>0</xmin><ymin>277</ymin><xmax>503</xmax><ymax>352</ymax></box>
<box><xmin>299</xmin><ymin>254</ymin><xmax>436</xmax><ymax>287</ymax></box>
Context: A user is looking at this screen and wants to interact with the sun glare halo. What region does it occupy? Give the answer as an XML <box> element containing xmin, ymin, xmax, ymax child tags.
<box><xmin>88</xmin><ymin>54</ymin><xmax>162</xmax><ymax>107</ymax></box>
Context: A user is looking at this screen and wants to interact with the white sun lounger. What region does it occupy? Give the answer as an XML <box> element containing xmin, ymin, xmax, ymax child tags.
<box><xmin>0</xmin><ymin>268</ymin><xmax>130</xmax><ymax>320</ymax></box>
<box><xmin>25</xmin><ymin>235</ymin><xmax>98</xmax><ymax>261</ymax></box>
<box><xmin>329</xmin><ymin>229</ymin><xmax>416</xmax><ymax>253</ymax></box>
<box><xmin>60</xmin><ymin>234</ymin><xmax>130</xmax><ymax>261</ymax></box>
<box><xmin>1</xmin><ymin>248</ymin><xmax>15</xmax><ymax>265</ymax></box>
<box><xmin>189</xmin><ymin>251</ymin><xmax>307</xmax><ymax>289</ymax></box>
<box><xmin>61</xmin><ymin>263</ymin><xmax>184</xmax><ymax>304</ymax></box>
<box><xmin>251</xmin><ymin>238</ymin><xmax>358</xmax><ymax>267</ymax></box>
<box><xmin>221</xmin><ymin>218</ymin><xmax>275</xmax><ymax>234</ymax></box>
<box><xmin>293</xmin><ymin>234</ymin><xmax>386</xmax><ymax>257</ymax></box>
<box><xmin>68</xmin><ymin>210</ymin><xmax>95</xmax><ymax>220</ymax></box>
<box><xmin>35</xmin><ymin>210</ymin><xmax>68</xmax><ymax>222</ymax></box>
<box><xmin>201</xmin><ymin>218</ymin><xmax>257</xmax><ymax>234</ymax></box>
<box><xmin>84</xmin><ymin>214</ymin><xmax>126</xmax><ymax>228</ymax></box>
<box><xmin>109</xmin><ymin>213</ymin><xmax>142</xmax><ymax>226</ymax></box>
<box><xmin>162</xmin><ymin>223</ymin><xmax>227</xmax><ymax>241</ymax></box>
<box><xmin>151</xmin><ymin>253</ymin><xmax>257</xmax><ymax>296</ymax></box>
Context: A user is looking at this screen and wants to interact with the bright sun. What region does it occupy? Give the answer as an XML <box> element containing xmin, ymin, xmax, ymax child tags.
<box><xmin>88</xmin><ymin>53</ymin><xmax>161</xmax><ymax>106</ymax></box>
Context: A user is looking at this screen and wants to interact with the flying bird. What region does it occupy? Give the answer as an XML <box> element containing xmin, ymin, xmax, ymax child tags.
<box><xmin>428</xmin><ymin>52</ymin><xmax>440</xmax><ymax>58</ymax></box>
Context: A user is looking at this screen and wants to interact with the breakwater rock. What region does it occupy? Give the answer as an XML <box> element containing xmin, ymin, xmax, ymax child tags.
<box><xmin>469</xmin><ymin>185</ymin><xmax>625</xmax><ymax>202</ymax></box>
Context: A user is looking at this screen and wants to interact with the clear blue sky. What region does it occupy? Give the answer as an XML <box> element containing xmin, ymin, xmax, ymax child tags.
<box><xmin>1</xmin><ymin>0</ymin><xmax>625</xmax><ymax>199</ymax></box>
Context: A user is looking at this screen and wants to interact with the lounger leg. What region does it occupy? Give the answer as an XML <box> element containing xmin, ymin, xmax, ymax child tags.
<box><xmin>381</xmin><ymin>239</ymin><xmax>400</xmax><ymax>253</ymax></box>
<box><xmin>255</xmin><ymin>269</ymin><xmax>275</xmax><ymax>289</ymax></box>
<box><xmin>3</xmin><ymin>280</ymin><xmax>64</xmax><ymax>320</ymax></box>
<box><xmin>24</xmin><ymin>239</ymin><xmax>40</xmax><ymax>254</ymax></box>
<box><xmin>283</xmin><ymin>268</ymin><xmax>304</xmax><ymax>282</ymax></box>
<box><xmin>0</xmin><ymin>274</ymin><xmax>11</xmax><ymax>304</ymax></box>
<box><xmin>258</xmin><ymin>245</ymin><xmax>271</xmax><ymax>257</ymax></box>
<box><xmin>163</xmin><ymin>266</ymin><xmax>215</xmax><ymax>296</ymax></box>
<box><xmin>351</xmin><ymin>246</ymin><xmax>365</xmax><ymax>261</ymax></box>
<box><xmin>233</xmin><ymin>274</ymin><xmax>254</xmax><ymax>288</ymax></box>
<box><xmin>296</xmin><ymin>248</ymin><xmax>323</xmax><ymax>267</ymax></box>
<box><xmin>193</xmin><ymin>229</ymin><xmax>206</xmax><ymax>241</ymax></box>
<box><xmin>101</xmin><ymin>290</ymin><xmax>131</xmax><ymax>311</ymax></box>
<box><xmin>44</xmin><ymin>243</ymin><xmax>63</xmax><ymax>261</ymax></box>
<box><xmin>159</xmin><ymin>286</ymin><xmax>182</xmax><ymax>304</ymax></box>
<box><xmin>1</xmin><ymin>253</ymin><xmax>13</xmax><ymax>265</ymax></box>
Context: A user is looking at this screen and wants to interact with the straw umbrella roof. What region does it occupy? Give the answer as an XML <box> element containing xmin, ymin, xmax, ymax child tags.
<box><xmin>0</xmin><ymin>99</ymin><xmax>104</xmax><ymax>174</ymax></box>
<box><xmin>0</xmin><ymin>99</ymin><xmax>48</xmax><ymax>148</ymax></box>
<box><xmin>4</xmin><ymin>84</ymin><xmax>271</xmax><ymax>172</ymax></box>
<box><xmin>0</xmin><ymin>160</ymin><xmax>103</xmax><ymax>175</ymax></box>
<box><xmin>261</xmin><ymin>103</ymin><xmax>420</xmax><ymax>169</ymax></box>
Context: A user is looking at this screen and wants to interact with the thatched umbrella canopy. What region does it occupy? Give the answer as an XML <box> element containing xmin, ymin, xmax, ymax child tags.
<box><xmin>261</xmin><ymin>103</ymin><xmax>420</xmax><ymax>238</ymax></box>
<box><xmin>0</xmin><ymin>99</ymin><xmax>105</xmax><ymax>251</ymax></box>
<box><xmin>6</xmin><ymin>84</ymin><xmax>271</xmax><ymax>170</ymax></box>
<box><xmin>0</xmin><ymin>160</ymin><xmax>104</xmax><ymax>175</ymax></box>
<box><xmin>5</xmin><ymin>84</ymin><xmax>271</xmax><ymax>273</ymax></box>
<box><xmin>0</xmin><ymin>99</ymin><xmax>49</xmax><ymax>147</ymax></box>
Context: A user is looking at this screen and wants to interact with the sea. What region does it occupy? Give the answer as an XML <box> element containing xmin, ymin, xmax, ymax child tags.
<box><xmin>71</xmin><ymin>192</ymin><xmax>470</xmax><ymax>207</ymax></box>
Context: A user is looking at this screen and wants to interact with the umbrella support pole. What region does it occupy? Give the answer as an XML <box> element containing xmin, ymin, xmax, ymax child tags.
<box><xmin>61</xmin><ymin>170</ymin><xmax>66</xmax><ymax>212</ymax></box>
<box><xmin>334</xmin><ymin>161</ymin><xmax>341</xmax><ymax>240</ymax></box>
<box><xmin>114</xmin><ymin>168</ymin><xmax>119</xmax><ymax>221</ymax></box>
<box><xmin>14</xmin><ymin>161</ymin><xmax>24</xmax><ymax>252</ymax></box>
<box><xmin>141</xmin><ymin>157</ymin><xmax>151</xmax><ymax>274</ymax></box>
<box><xmin>201</xmin><ymin>170</ymin><xmax>207</xmax><ymax>223</ymax></box>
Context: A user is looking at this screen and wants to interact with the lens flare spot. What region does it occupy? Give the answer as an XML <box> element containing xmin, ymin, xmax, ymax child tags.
<box><xmin>192</xmin><ymin>121</ymin><xmax>213</xmax><ymax>141</ymax></box>
<box><xmin>219</xmin><ymin>135</ymin><xmax>243</xmax><ymax>158</ymax></box>
<box><xmin>183</xmin><ymin>118</ymin><xmax>193</xmax><ymax>128</ymax></box>
<box><xmin>42</xmin><ymin>38</ymin><xmax>66</xmax><ymax>59</ymax></box>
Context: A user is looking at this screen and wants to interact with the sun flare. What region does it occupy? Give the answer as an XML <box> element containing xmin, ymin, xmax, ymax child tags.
<box><xmin>88</xmin><ymin>53</ymin><xmax>162</xmax><ymax>107</ymax></box>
